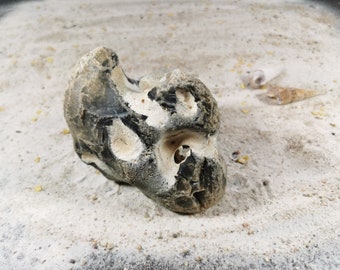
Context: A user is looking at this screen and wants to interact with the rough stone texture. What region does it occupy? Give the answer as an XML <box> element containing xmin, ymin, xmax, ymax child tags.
<box><xmin>64</xmin><ymin>47</ymin><xmax>226</xmax><ymax>214</ymax></box>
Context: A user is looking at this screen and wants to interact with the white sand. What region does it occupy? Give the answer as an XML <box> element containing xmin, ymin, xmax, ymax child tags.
<box><xmin>0</xmin><ymin>0</ymin><xmax>339</xmax><ymax>269</ymax></box>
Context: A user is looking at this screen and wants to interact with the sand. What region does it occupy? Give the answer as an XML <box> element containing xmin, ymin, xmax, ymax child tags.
<box><xmin>0</xmin><ymin>0</ymin><xmax>339</xmax><ymax>269</ymax></box>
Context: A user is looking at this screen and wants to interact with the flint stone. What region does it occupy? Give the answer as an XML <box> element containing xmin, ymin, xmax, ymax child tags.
<box><xmin>64</xmin><ymin>47</ymin><xmax>226</xmax><ymax>214</ymax></box>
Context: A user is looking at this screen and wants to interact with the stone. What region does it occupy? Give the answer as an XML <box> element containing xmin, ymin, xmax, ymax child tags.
<box><xmin>64</xmin><ymin>47</ymin><xmax>226</xmax><ymax>214</ymax></box>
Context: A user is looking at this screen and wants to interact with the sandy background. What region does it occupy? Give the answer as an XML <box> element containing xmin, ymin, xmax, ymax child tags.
<box><xmin>0</xmin><ymin>0</ymin><xmax>339</xmax><ymax>269</ymax></box>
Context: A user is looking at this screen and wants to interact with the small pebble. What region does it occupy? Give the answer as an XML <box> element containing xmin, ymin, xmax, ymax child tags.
<box><xmin>34</xmin><ymin>185</ymin><xmax>42</xmax><ymax>192</ymax></box>
<box><xmin>62</xmin><ymin>129</ymin><xmax>70</xmax><ymax>135</ymax></box>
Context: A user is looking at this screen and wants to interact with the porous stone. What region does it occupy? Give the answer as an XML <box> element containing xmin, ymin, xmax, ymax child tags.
<box><xmin>64</xmin><ymin>47</ymin><xmax>226</xmax><ymax>214</ymax></box>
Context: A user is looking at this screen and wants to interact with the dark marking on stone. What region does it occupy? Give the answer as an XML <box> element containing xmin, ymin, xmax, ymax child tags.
<box><xmin>147</xmin><ymin>87</ymin><xmax>157</xmax><ymax>100</ymax></box>
<box><xmin>177</xmin><ymin>154</ymin><xmax>196</xmax><ymax>180</ymax></box>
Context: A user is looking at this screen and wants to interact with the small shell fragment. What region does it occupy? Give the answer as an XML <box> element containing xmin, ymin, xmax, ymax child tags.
<box><xmin>230</xmin><ymin>151</ymin><xmax>249</xmax><ymax>164</ymax></box>
<box><xmin>241</xmin><ymin>108</ymin><xmax>249</xmax><ymax>114</ymax></box>
<box><xmin>230</xmin><ymin>150</ymin><xmax>240</xmax><ymax>162</ymax></box>
<box><xmin>62</xmin><ymin>128</ymin><xmax>70</xmax><ymax>135</ymax></box>
<box><xmin>241</xmin><ymin>67</ymin><xmax>283</xmax><ymax>89</ymax></box>
<box><xmin>237</xmin><ymin>155</ymin><xmax>249</xmax><ymax>165</ymax></box>
<box><xmin>34</xmin><ymin>185</ymin><xmax>42</xmax><ymax>192</ymax></box>
<box><xmin>266</xmin><ymin>85</ymin><xmax>324</xmax><ymax>105</ymax></box>
<box><xmin>311</xmin><ymin>110</ymin><xmax>326</xmax><ymax>118</ymax></box>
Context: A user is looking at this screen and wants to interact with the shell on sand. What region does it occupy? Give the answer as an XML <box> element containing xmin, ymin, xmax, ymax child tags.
<box><xmin>266</xmin><ymin>85</ymin><xmax>323</xmax><ymax>105</ymax></box>
<box><xmin>241</xmin><ymin>67</ymin><xmax>283</xmax><ymax>89</ymax></box>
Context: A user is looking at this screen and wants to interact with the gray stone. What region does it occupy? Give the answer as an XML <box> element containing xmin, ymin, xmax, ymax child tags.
<box><xmin>64</xmin><ymin>47</ymin><xmax>226</xmax><ymax>213</ymax></box>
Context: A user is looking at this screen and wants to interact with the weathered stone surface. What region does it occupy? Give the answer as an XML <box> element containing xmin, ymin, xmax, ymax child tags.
<box><xmin>64</xmin><ymin>47</ymin><xmax>226</xmax><ymax>213</ymax></box>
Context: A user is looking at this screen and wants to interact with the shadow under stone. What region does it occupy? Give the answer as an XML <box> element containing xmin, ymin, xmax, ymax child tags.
<box><xmin>309</xmin><ymin>0</ymin><xmax>340</xmax><ymax>11</ymax></box>
<box><xmin>0</xmin><ymin>0</ymin><xmax>41</xmax><ymax>19</ymax></box>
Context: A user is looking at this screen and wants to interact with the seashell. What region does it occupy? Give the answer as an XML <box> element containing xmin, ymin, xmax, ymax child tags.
<box><xmin>266</xmin><ymin>85</ymin><xmax>324</xmax><ymax>105</ymax></box>
<box><xmin>241</xmin><ymin>67</ymin><xmax>283</xmax><ymax>89</ymax></box>
<box><xmin>64</xmin><ymin>47</ymin><xmax>227</xmax><ymax>214</ymax></box>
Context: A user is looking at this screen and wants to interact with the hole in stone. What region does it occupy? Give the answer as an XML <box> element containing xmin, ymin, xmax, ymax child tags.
<box><xmin>175</xmin><ymin>88</ymin><xmax>198</xmax><ymax>117</ymax></box>
<box><xmin>193</xmin><ymin>190</ymin><xmax>205</xmax><ymax>206</ymax></box>
<box><xmin>155</xmin><ymin>130</ymin><xmax>216</xmax><ymax>188</ymax></box>
<box><xmin>174</xmin><ymin>196</ymin><xmax>194</xmax><ymax>209</ymax></box>
<box><xmin>174</xmin><ymin>145</ymin><xmax>191</xmax><ymax>164</ymax></box>
<box><xmin>108</xmin><ymin>119</ymin><xmax>144</xmax><ymax>162</ymax></box>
